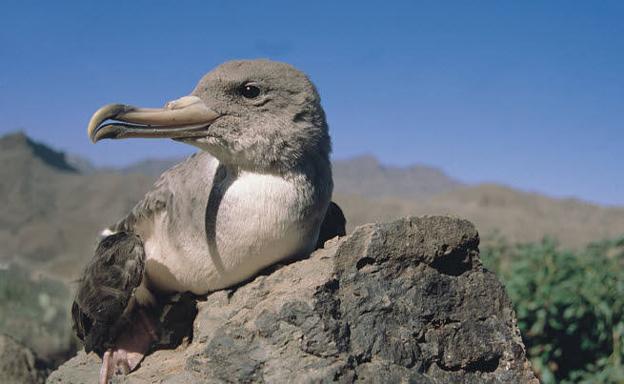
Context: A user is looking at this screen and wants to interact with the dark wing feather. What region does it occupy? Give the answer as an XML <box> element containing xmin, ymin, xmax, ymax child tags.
<box><xmin>72</xmin><ymin>232</ymin><xmax>145</xmax><ymax>355</ymax></box>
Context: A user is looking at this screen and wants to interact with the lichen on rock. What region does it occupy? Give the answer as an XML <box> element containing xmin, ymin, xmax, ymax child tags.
<box><xmin>47</xmin><ymin>216</ymin><xmax>538</xmax><ymax>383</ymax></box>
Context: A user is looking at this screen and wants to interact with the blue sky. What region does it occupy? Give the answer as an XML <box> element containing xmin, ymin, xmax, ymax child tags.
<box><xmin>0</xmin><ymin>1</ymin><xmax>622</xmax><ymax>206</ymax></box>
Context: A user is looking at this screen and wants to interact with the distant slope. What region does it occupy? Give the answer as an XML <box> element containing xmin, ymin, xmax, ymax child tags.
<box><xmin>65</xmin><ymin>153</ymin><xmax>98</xmax><ymax>174</ymax></box>
<box><xmin>334</xmin><ymin>184</ymin><xmax>624</xmax><ymax>248</ymax></box>
<box><xmin>121</xmin><ymin>158</ymin><xmax>183</xmax><ymax>177</ymax></box>
<box><xmin>0</xmin><ymin>133</ymin><xmax>153</xmax><ymax>281</ymax></box>
<box><xmin>422</xmin><ymin>184</ymin><xmax>624</xmax><ymax>247</ymax></box>
<box><xmin>0</xmin><ymin>132</ymin><xmax>78</xmax><ymax>173</ymax></box>
<box><xmin>333</xmin><ymin>155</ymin><xmax>462</xmax><ymax>200</ymax></box>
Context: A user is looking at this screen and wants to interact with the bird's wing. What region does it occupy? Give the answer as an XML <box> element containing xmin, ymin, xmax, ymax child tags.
<box><xmin>74</xmin><ymin>152</ymin><xmax>218</xmax><ymax>356</ymax></box>
<box><xmin>111</xmin><ymin>152</ymin><xmax>218</xmax><ymax>233</ymax></box>
<box><xmin>72</xmin><ymin>232</ymin><xmax>145</xmax><ymax>355</ymax></box>
<box><xmin>111</xmin><ymin>174</ymin><xmax>172</xmax><ymax>233</ymax></box>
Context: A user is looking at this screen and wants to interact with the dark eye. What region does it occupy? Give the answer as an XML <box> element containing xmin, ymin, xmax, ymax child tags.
<box><xmin>240</xmin><ymin>84</ymin><xmax>261</xmax><ymax>99</ymax></box>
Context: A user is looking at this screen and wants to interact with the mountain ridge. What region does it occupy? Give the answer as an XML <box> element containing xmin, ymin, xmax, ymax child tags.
<box><xmin>1</xmin><ymin>130</ymin><xmax>623</xmax><ymax>282</ymax></box>
<box><xmin>0</xmin><ymin>132</ymin><xmax>78</xmax><ymax>173</ymax></box>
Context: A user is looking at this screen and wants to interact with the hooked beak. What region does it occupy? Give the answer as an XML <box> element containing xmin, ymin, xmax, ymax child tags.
<box><xmin>87</xmin><ymin>96</ymin><xmax>220</xmax><ymax>143</ymax></box>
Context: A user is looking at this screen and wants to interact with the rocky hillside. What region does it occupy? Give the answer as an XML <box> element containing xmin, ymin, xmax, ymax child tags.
<box><xmin>333</xmin><ymin>155</ymin><xmax>462</xmax><ymax>200</ymax></box>
<box><xmin>0</xmin><ymin>132</ymin><xmax>153</xmax><ymax>281</ymax></box>
<box><xmin>0</xmin><ymin>334</ymin><xmax>48</xmax><ymax>384</ymax></box>
<box><xmin>48</xmin><ymin>216</ymin><xmax>538</xmax><ymax>383</ymax></box>
<box><xmin>335</xmin><ymin>184</ymin><xmax>624</xmax><ymax>248</ymax></box>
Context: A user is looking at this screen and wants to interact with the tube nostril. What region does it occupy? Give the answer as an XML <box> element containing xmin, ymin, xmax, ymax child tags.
<box><xmin>165</xmin><ymin>96</ymin><xmax>203</xmax><ymax>110</ymax></box>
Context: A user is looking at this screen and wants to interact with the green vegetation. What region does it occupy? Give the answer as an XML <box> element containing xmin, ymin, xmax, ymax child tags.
<box><xmin>0</xmin><ymin>264</ymin><xmax>77</xmax><ymax>367</ymax></box>
<box><xmin>482</xmin><ymin>236</ymin><xmax>624</xmax><ymax>383</ymax></box>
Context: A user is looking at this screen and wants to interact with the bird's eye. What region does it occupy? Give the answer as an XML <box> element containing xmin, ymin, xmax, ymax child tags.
<box><xmin>240</xmin><ymin>84</ymin><xmax>261</xmax><ymax>99</ymax></box>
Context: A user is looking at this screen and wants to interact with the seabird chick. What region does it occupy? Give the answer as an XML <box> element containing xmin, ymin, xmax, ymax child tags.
<box><xmin>72</xmin><ymin>60</ymin><xmax>340</xmax><ymax>383</ymax></box>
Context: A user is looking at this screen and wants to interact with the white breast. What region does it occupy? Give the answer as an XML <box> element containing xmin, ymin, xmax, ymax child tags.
<box><xmin>139</xmin><ymin>169</ymin><xmax>320</xmax><ymax>295</ymax></box>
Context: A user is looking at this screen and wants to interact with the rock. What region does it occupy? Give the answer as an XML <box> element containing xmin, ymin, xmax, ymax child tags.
<box><xmin>48</xmin><ymin>216</ymin><xmax>538</xmax><ymax>383</ymax></box>
<box><xmin>0</xmin><ymin>334</ymin><xmax>48</xmax><ymax>384</ymax></box>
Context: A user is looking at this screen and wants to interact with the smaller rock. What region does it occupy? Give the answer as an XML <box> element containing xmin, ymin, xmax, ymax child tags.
<box><xmin>0</xmin><ymin>334</ymin><xmax>49</xmax><ymax>384</ymax></box>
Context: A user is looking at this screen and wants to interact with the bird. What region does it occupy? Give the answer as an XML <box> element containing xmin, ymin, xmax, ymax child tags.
<box><xmin>71</xmin><ymin>59</ymin><xmax>344</xmax><ymax>384</ymax></box>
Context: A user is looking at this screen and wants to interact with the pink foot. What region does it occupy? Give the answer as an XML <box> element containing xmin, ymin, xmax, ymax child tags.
<box><xmin>98</xmin><ymin>309</ymin><xmax>157</xmax><ymax>384</ymax></box>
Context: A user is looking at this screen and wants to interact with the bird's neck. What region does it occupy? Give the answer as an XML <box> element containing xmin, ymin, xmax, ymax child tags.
<box><xmin>214</xmin><ymin>150</ymin><xmax>332</xmax><ymax>201</ymax></box>
<box><xmin>222</xmin><ymin>154</ymin><xmax>330</xmax><ymax>182</ymax></box>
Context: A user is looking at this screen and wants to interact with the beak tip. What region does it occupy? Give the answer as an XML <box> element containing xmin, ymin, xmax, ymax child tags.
<box><xmin>86</xmin><ymin>104</ymin><xmax>130</xmax><ymax>143</ymax></box>
<box><xmin>88</xmin><ymin>128</ymin><xmax>100</xmax><ymax>144</ymax></box>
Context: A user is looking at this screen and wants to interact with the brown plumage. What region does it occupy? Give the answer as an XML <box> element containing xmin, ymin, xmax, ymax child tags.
<box><xmin>72</xmin><ymin>232</ymin><xmax>145</xmax><ymax>356</ymax></box>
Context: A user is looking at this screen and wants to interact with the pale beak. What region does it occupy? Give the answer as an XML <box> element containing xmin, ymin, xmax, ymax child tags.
<box><xmin>87</xmin><ymin>96</ymin><xmax>220</xmax><ymax>143</ymax></box>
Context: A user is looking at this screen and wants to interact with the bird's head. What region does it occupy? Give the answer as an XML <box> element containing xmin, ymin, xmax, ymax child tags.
<box><xmin>88</xmin><ymin>60</ymin><xmax>330</xmax><ymax>172</ymax></box>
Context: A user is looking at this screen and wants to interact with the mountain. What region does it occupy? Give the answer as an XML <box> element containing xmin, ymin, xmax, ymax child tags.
<box><xmin>334</xmin><ymin>184</ymin><xmax>624</xmax><ymax>248</ymax></box>
<box><xmin>0</xmin><ymin>132</ymin><xmax>78</xmax><ymax>173</ymax></box>
<box><xmin>121</xmin><ymin>158</ymin><xmax>183</xmax><ymax>177</ymax></box>
<box><xmin>0</xmin><ymin>133</ymin><xmax>154</xmax><ymax>281</ymax></box>
<box><xmin>333</xmin><ymin>155</ymin><xmax>462</xmax><ymax>200</ymax></box>
<box><xmin>64</xmin><ymin>154</ymin><xmax>98</xmax><ymax>174</ymax></box>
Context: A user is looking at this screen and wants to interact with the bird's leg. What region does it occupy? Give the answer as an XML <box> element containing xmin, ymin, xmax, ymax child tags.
<box><xmin>99</xmin><ymin>350</ymin><xmax>113</xmax><ymax>384</ymax></box>
<box><xmin>98</xmin><ymin>308</ymin><xmax>158</xmax><ymax>384</ymax></box>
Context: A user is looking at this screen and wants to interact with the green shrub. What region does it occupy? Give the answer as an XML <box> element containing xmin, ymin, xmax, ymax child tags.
<box><xmin>482</xmin><ymin>237</ymin><xmax>624</xmax><ymax>383</ymax></box>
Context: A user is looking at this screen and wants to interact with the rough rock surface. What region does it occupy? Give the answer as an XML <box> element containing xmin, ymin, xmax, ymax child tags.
<box><xmin>48</xmin><ymin>216</ymin><xmax>538</xmax><ymax>383</ymax></box>
<box><xmin>0</xmin><ymin>334</ymin><xmax>48</xmax><ymax>384</ymax></box>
